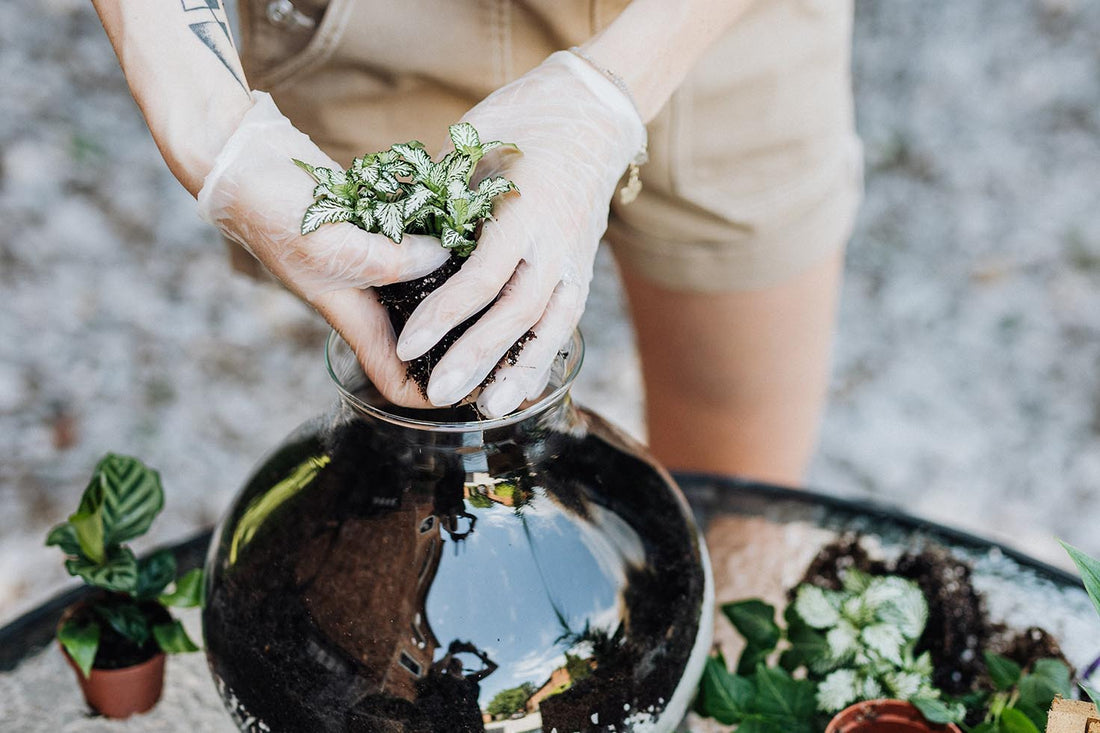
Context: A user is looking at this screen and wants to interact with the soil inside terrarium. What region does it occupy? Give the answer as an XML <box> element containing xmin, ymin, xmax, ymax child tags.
<box><xmin>798</xmin><ymin>536</ymin><xmax>1071</xmax><ymax>706</ymax></box>
<box><xmin>67</xmin><ymin>594</ymin><xmax>171</xmax><ymax>670</ymax></box>
<box><xmin>376</xmin><ymin>254</ymin><xmax>534</xmax><ymax>400</ymax></box>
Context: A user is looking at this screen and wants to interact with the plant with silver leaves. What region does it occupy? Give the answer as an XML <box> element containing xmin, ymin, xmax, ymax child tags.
<box><xmin>295</xmin><ymin>122</ymin><xmax>517</xmax><ymax>257</ymax></box>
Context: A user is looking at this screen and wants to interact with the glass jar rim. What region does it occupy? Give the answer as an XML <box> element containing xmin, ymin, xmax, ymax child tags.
<box><xmin>324</xmin><ymin>330</ymin><xmax>585</xmax><ymax>432</ymax></box>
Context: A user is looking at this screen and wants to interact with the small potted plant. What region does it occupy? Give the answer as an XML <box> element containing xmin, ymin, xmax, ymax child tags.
<box><xmin>46</xmin><ymin>453</ymin><xmax>203</xmax><ymax>718</ymax></box>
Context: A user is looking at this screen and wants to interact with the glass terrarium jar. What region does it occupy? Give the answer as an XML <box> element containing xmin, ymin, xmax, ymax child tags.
<box><xmin>203</xmin><ymin>332</ymin><xmax>713</xmax><ymax>732</ymax></box>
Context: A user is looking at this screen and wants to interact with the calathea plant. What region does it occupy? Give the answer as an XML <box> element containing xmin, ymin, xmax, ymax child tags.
<box><xmin>296</xmin><ymin>123</ymin><xmax>522</xmax><ymax>396</ymax></box>
<box><xmin>46</xmin><ymin>453</ymin><xmax>202</xmax><ymax>678</ymax></box>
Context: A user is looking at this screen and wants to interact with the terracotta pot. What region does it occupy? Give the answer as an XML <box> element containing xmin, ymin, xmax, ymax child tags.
<box><xmin>61</xmin><ymin>644</ymin><xmax>165</xmax><ymax>718</ymax></box>
<box><xmin>58</xmin><ymin>602</ymin><xmax>166</xmax><ymax>718</ymax></box>
<box><xmin>826</xmin><ymin>699</ymin><xmax>963</xmax><ymax>733</ymax></box>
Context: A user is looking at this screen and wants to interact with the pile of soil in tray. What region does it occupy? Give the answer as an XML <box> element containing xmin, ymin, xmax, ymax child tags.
<box><xmin>798</xmin><ymin>535</ymin><xmax>1072</xmax><ymax>703</ymax></box>
<box><xmin>376</xmin><ymin>254</ymin><xmax>534</xmax><ymax>400</ymax></box>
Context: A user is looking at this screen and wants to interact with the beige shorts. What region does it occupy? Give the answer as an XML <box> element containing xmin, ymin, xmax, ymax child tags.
<box><xmin>237</xmin><ymin>0</ymin><xmax>862</xmax><ymax>292</ymax></box>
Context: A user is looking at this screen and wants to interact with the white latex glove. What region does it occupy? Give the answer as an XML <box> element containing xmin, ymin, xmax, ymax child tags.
<box><xmin>394</xmin><ymin>51</ymin><xmax>647</xmax><ymax>417</ymax></box>
<box><xmin>197</xmin><ymin>92</ymin><xmax>451</xmax><ymax>407</ymax></box>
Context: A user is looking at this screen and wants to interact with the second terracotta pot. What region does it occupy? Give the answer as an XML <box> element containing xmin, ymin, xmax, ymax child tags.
<box><xmin>826</xmin><ymin>699</ymin><xmax>963</xmax><ymax>733</ymax></box>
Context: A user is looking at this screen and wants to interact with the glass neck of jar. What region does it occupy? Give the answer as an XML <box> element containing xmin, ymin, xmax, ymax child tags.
<box><xmin>325</xmin><ymin>330</ymin><xmax>585</xmax><ymax>453</ymax></box>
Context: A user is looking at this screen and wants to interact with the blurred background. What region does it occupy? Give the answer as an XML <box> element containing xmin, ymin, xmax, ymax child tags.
<box><xmin>2</xmin><ymin>0</ymin><xmax>1099</xmax><ymax>624</ymax></box>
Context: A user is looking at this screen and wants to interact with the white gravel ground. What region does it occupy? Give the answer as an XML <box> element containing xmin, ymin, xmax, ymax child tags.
<box><xmin>2</xmin><ymin>0</ymin><xmax>1099</xmax><ymax>624</ymax></box>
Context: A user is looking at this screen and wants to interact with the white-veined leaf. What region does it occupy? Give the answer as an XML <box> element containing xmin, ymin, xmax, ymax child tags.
<box><xmin>825</xmin><ymin>623</ymin><xmax>859</xmax><ymax>664</ymax></box>
<box><xmin>375</xmin><ymin>202</ymin><xmax>405</xmax><ymax>242</ymax></box>
<box><xmin>45</xmin><ymin>523</ymin><xmax>83</xmax><ymax>556</ymax></box>
<box><xmin>441</xmin><ymin>227</ymin><xmax>471</xmax><ymax>251</ymax></box>
<box><xmin>354</xmin><ymin>197</ymin><xmax>376</xmax><ymax>230</ymax></box>
<box><xmin>794</xmin><ymin>585</ymin><xmax>841</xmax><ymax>629</ymax></box>
<box><xmin>885</xmin><ymin>670</ymin><xmax>925</xmax><ymax>700</ymax></box>
<box><xmin>402</xmin><ymin>185</ymin><xmax>435</xmax><ymax>219</ymax></box>
<box><xmin>391</xmin><ymin>142</ymin><xmax>433</xmax><ymax>180</ymax></box>
<box><xmin>442</xmin><ymin>153</ymin><xmax>473</xmax><ymax>185</ymax></box>
<box><xmin>302</xmin><ymin>199</ymin><xmax>356</xmax><ymax>234</ymax></box>
<box><xmin>862</xmin><ymin>623</ymin><xmax>906</xmax><ymax>665</ymax></box>
<box><xmin>449</xmin><ymin>122</ymin><xmax>481</xmax><ymax>150</ymax></box>
<box><xmin>841</xmin><ymin>568</ymin><xmax>873</xmax><ymax>594</ymax></box>
<box><xmin>816</xmin><ymin>669</ymin><xmax>859</xmax><ymax>713</ymax></box>
<box><xmin>476</xmin><ymin>175</ymin><xmax>516</xmax><ymax>201</ymax></box>
<box><xmin>870</xmin><ymin>577</ymin><xmax>928</xmax><ymax>640</ymax></box>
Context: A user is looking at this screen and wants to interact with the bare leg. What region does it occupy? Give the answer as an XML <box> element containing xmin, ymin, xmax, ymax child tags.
<box><xmin>615</xmin><ymin>250</ymin><xmax>844</xmax><ymax>485</ymax></box>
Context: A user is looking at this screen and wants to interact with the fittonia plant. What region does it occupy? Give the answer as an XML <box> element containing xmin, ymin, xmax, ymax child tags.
<box><xmin>294</xmin><ymin>122</ymin><xmax>517</xmax><ymax>256</ymax></box>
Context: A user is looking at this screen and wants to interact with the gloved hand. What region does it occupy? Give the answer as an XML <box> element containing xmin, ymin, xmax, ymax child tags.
<box><xmin>197</xmin><ymin>92</ymin><xmax>451</xmax><ymax>407</ymax></box>
<box><xmin>394</xmin><ymin>50</ymin><xmax>647</xmax><ymax>417</ymax></box>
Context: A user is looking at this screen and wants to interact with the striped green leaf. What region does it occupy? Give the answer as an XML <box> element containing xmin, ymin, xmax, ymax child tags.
<box><xmin>45</xmin><ymin>522</ymin><xmax>83</xmax><ymax>557</ymax></box>
<box><xmin>67</xmin><ymin>506</ymin><xmax>105</xmax><ymax>564</ymax></box>
<box><xmin>135</xmin><ymin>549</ymin><xmax>177</xmax><ymax>599</ymax></box>
<box><xmin>66</xmin><ymin>545</ymin><xmax>138</xmax><ymax>593</ymax></box>
<box><xmin>153</xmin><ymin>621</ymin><xmax>200</xmax><ymax>654</ymax></box>
<box><xmin>58</xmin><ymin>619</ymin><xmax>100</xmax><ymax>679</ymax></box>
<box><xmin>160</xmin><ymin>568</ymin><xmax>204</xmax><ymax>608</ymax></box>
<box><xmin>93</xmin><ymin>601</ymin><xmax>150</xmax><ymax>647</ymax></box>
<box><xmin>84</xmin><ymin>454</ymin><xmax>164</xmax><ymax>547</ymax></box>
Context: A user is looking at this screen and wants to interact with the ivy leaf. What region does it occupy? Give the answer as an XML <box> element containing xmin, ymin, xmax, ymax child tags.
<box><xmin>58</xmin><ymin>619</ymin><xmax>100</xmax><ymax>679</ymax></box>
<box><xmin>723</xmin><ymin>600</ymin><xmax>781</xmax><ymax>652</ymax></box>
<box><xmin>754</xmin><ymin>665</ymin><xmax>817</xmax><ymax>721</ymax></box>
<box><xmin>999</xmin><ymin>706</ymin><xmax>1042</xmax><ymax>733</ymax></box>
<box><xmin>65</xmin><ymin>545</ymin><xmax>138</xmax><ymax>592</ymax></box>
<box><xmin>1062</xmin><ymin>542</ymin><xmax>1100</xmax><ymax>623</ymax></box>
<box><xmin>911</xmin><ymin>696</ymin><xmax>966</xmax><ymax>724</ymax></box>
<box><xmin>153</xmin><ymin>620</ymin><xmax>200</xmax><ymax>654</ymax></box>
<box><xmin>1018</xmin><ymin>658</ymin><xmax>1072</xmax><ymax>709</ymax></box>
<box><xmin>45</xmin><ymin>523</ymin><xmax>83</xmax><ymax>557</ymax></box>
<box><xmin>94</xmin><ymin>602</ymin><xmax>151</xmax><ymax>647</ymax></box>
<box><xmin>697</xmin><ymin>656</ymin><xmax>753</xmax><ymax>724</ymax></box>
<box><xmin>160</xmin><ymin>568</ymin><xmax>204</xmax><ymax>608</ymax></box>
<box><xmin>134</xmin><ymin>549</ymin><xmax>177</xmax><ymax>600</ymax></box>
<box><xmin>779</xmin><ymin>616</ymin><xmax>829</xmax><ymax>672</ymax></box>
<box><xmin>984</xmin><ymin>651</ymin><xmax>1022</xmax><ymax>691</ymax></box>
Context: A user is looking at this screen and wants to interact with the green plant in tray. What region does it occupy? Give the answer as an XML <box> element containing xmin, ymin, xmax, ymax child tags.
<box><xmin>46</xmin><ymin>453</ymin><xmax>203</xmax><ymax>678</ymax></box>
<box><xmin>1063</xmin><ymin>541</ymin><xmax>1100</xmax><ymax>708</ymax></box>
<box><xmin>696</xmin><ymin>570</ymin><xmax>966</xmax><ymax>731</ymax></box>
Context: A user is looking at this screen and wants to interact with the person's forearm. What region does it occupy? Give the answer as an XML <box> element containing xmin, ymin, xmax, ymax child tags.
<box><xmin>580</xmin><ymin>0</ymin><xmax>753</xmax><ymax>123</ymax></box>
<box><xmin>92</xmin><ymin>0</ymin><xmax>253</xmax><ymax>195</ymax></box>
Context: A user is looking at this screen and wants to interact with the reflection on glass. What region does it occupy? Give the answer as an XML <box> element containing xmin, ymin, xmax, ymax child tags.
<box><xmin>204</xmin><ymin>335</ymin><xmax>710</xmax><ymax>732</ymax></box>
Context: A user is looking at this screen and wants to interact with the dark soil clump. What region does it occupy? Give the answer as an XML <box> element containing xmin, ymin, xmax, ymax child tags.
<box><xmin>377</xmin><ymin>254</ymin><xmax>535</xmax><ymax>400</ymax></box>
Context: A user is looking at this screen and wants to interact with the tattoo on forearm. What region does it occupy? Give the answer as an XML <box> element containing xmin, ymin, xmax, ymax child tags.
<box><xmin>182</xmin><ymin>0</ymin><xmax>248</xmax><ymax>91</ymax></box>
